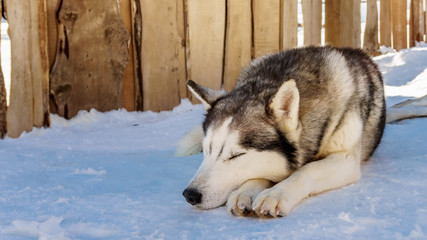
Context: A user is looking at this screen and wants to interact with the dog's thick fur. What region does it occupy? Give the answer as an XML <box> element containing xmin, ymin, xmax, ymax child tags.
<box><xmin>179</xmin><ymin>46</ymin><xmax>386</xmax><ymax>218</ymax></box>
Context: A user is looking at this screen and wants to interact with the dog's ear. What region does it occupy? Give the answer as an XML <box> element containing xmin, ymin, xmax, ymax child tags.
<box><xmin>187</xmin><ymin>80</ymin><xmax>226</xmax><ymax>109</ymax></box>
<box><xmin>270</xmin><ymin>79</ymin><xmax>300</xmax><ymax>133</ymax></box>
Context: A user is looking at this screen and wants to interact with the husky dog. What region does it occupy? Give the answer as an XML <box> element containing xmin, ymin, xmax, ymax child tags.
<box><xmin>179</xmin><ymin>46</ymin><xmax>386</xmax><ymax>218</ymax></box>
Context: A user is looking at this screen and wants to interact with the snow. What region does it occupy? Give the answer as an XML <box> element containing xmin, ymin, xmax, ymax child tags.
<box><xmin>0</xmin><ymin>45</ymin><xmax>426</xmax><ymax>239</ymax></box>
<box><xmin>1</xmin><ymin>5</ymin><xmax>427</xmax><ymax>239</ymax></box>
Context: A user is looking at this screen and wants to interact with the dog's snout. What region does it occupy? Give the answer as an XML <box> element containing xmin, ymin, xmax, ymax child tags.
<box><xmin>182</xmin><ymin>188</ymin><xmax>202</xmax><ymax>205</ymax></box>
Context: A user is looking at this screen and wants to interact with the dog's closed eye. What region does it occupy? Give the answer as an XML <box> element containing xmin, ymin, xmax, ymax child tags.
<box><xmin>226</xmin><ymin>152</ymin><xmax>246</xmax><ymax>161</ymax></box>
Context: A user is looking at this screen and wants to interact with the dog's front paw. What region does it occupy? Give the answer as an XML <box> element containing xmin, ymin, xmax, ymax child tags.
<box><xmin>252</xmin><ymin>188</ymin><xmax>295</xmax><ymax>218</ymax></box>
<box><xmin>226</xmin><ymin>189</ymin><xmax>255</xmax><ymax>217</ymax></box>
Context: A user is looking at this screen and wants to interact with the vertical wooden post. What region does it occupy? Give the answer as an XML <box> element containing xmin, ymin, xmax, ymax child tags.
<box><xmin>339</xmin><ymin>0</ymin><xmax>361</xmax><ymax>48</ymax></box>
<box><xmin>302</xmin><ymin>0</ymin><xmax>322</xmax><ymax>46</ymax></box>
<box><xmin>410</xmin><ymin>0</ymin><xmax>424</xmax><ymax>47</ymax></box>
<box><xmin>252</xmin><ymin>0</ymin><xmax>280</xmax><ymax>57</ymax></box>
<box><xmin>391</xmin><ymin>0</ymin><xmax>407</xmax><ymax>50</ymax></box>
<box><xmin>325</xmin><ymin>0</ymin><xmax>341</xmax><ymax>46</ymax></box>
<box><xmin>281</xmin><ymin>0</ymin><xmax>298</xmax><ymax>50</ymax></box>
<box><xmin>380</xmin><ymin>0</ymin><xmax>392</xmax><ymax>47</ymax></box>
<box><xmin>176</xmin><ymin>0</ymin><xmax>188</xmax><ymax>100</ymax></box>
<box><xmin>131</xmin><ymin>0</ymin><xmax>143</xmax><ymax>111</ymax></box>
<box><xmin>119</xmin><ymin>0</ymin><xmax>136</xmax><ymax>111</ymax></box>
<box><xmin>363</xmin><ymin>0</ymin><xmax>379</xmax><ymax>54</ymax></box>
<box><xmin>46</xmin><ymin>0</ymin><xmax>60</xmax><ymax>69</ymax></box>
<box><xmin>6</xmin><ymin>0</ymin><xmax>50</xmax><ymax>138</ymax></box>
<box><xmin>6</xmin><ymin>0</ymin><xmax>33</xmax><ymax>137</ymax></box>
<box><xmin>140</xmin><ymin>0</ymin><xmax>184</xmax><ymax>111</ymax></box>
<box><xmin>50</xmin><ymin>0</ymin><xmax>129</xmax><ymax>119</ymax></box>
<box><xmin>32</xmin><ymin>0</ymin><xmax>50</xmax><ymax>128</ymax></box>
<box><xmin>0</xmin><ymin>1</ymin><xmax>6</xmax><ymax>138</ymax></box>
<box><xmin>187</xmin><ymin>0</ymin><xmax>225</xmax><ymax>94</ymax></box>
<box><xmin>223</xmin><ymin>0</ymin><xmax>252</xmax><ymax>91</ymax></box>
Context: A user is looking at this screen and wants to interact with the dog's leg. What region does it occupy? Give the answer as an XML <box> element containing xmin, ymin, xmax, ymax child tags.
<box><xmin>226</xmin><ymin>179</ymin><xmax>273</xmax><ymax>217</ymax></box>
<box><xmin>175</xmin><ymin>125</ymin><xmax>204</xmax><ymax>157</ymax></box>
<box><xmin>252</xmin><ymin>148</ymin><xmax>362</xmax><ymax>218</ymax></box>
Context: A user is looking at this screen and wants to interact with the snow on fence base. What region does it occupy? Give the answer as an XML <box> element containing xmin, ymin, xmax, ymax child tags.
<box><xmin>1</xmin><ymin>0</ymin><xmax>427</xmax><ymax>138</ymax></box>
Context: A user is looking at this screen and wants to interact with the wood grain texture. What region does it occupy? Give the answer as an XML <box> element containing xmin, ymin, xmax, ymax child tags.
<box><xmin>253</xmin><ymin>0</ymin><xmax>280</xmax><ymax>57</ymax></box>
<box><xmin>223</xmin><ymin>0</ymin><xmax>252</xmax><ymax>91</ymax></box>
<box><xmin>140</xmin><ymin>0</ymin><xmax>184</xmax><ymax>111</ymax></box>
<box><xmin>187</xmin><ymin>0</ymin><xmax>225</xmax><ymax>92</ymax></box>
<box><xmin>410</xmin><ymin>0</ymin><xmax>424</xmax><ymax>47</ymax></box>
<box><xmin>339</xmin><ymin>0</ymin><xmax>361</xmax><ymax>48</ymax></box>
<box><xmin>131</xmin><ymin>0</ymin><xmax>143</xmax><ymax>111</ymax></box>
<box><xmin>325</xmin><ymin>0</ymin><xmax>340</xmax><ymax>46</ymax></box>
<box><xmin>281</xmin><ymin>0</ymin><xmax>298</xmax><ymax>50</ymax></box>
<box><xmin>0</xmin><ymin>1</ymin><xmax>5</xmax><ymax>138</ymax></box>
<box><xmin>6</xmin><ymin>0</ymin><xmax>50</xmax><ymax>138</ymax></box>
<box><xmin>391</xmin><ymin>0</ymin><xmax>407</xmax><ymax>50</ymax></box>
<box><xmin>363</xmin><ymin>0</ymin><xmax>379</xmax><ymax>53</ymax></box>
<box><xmin>50</xmin><ymin>0</ymin><xmax>130</xmax><ymax>119</ymax></box>
<box><xmin>46</xmin><ymin>0</ymin><xmax>60</xmax><ymax>68</ymax></box>
<box><xmin>119</xmin><ymin>0</ymin><xmax>135</xmax><ymax>111</ymax></box>
<box><xmin>380</xmin><ymin>0</ymin><xmax>392</xmax><ymax>47</ymax></box>
<box><xmin>302</xmin><ymin>0</ymin><xmax>322</xmax><ymax>46</ymax></box>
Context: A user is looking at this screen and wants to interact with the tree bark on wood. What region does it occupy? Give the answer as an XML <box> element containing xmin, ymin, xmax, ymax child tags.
<box><xmin>223</xmin><ymin>0</ymin><xmax>252</xmax><ymax>91</ymax></box>
<box><xmin>380</xmin><ymin>0</ymin><xmax>392</xmax><ymax>47</ymax></box>
<box><xmin>50</xmin><ymin>0</ymin><xmax>130</xmax><ymax>119</ymax></box>
<box><xmin>302</xmin><ymin>0</ymin><xmax>322</xmax><ymax>46</ymax></box>
<box><xmin>252</xmin><ymin>0</ymin><xmax>280</xmax><ymax>58</ymax></box>
<box><xmin>119</xmin><ymin>0</ymin><xmax>135</xmax><ymax>111</ymax></box>
<box><xmin>0</xmin><ymin>1</ymin><xmax>6</xmax><ymax>139</ymax></box>
<box><xmin>47</xmin><ymin>0</ymin><xmax>60</xmax><ymax>69</ymax></box>
<box><xmin>339</xmin><ymin>0</ymin><xmax>361</xmax><ymax>48</ymax></box>
<box><xmin>281</xmin><ymin>0</ymin><xmax>298</xmax><ymax>50</ymax></box>
<box><xmin>131</xmin><ymin>0</ymin><xmax>143</xmax><ymax>111</ymax></box>
<box><xmin>140</xmin><ymin>0</ymin><xmax>184</xmax><ymax>111</ymax></box>
<box><xmin>5</xmin><ymin>0</ymin><xmax>50</xmax><ymax>138</ymax></box>
<box><xmin>187</xmin><ymin>0</ymin><xmax>225</xmax><ymax>95</ymax></box>
<box><xmin>410</xmin><ymin>0</ymin><xmax>424</xmax><ymax>47</ymax></box>
<box><xmin>363</xmin><ymin>0</ymin><xmax>379</xmax><ymax>54</ymax></box>
<box><xmin>391</xmin><ymin>0</ymin><xmax>407</xmax><ymax>51</ymax></box>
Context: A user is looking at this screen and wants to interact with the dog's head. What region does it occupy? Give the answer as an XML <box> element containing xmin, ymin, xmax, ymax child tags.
<box><xmin>183</xmin><ymin>80</ymin><xmax>301</xmax><ymax>209</ymax></box>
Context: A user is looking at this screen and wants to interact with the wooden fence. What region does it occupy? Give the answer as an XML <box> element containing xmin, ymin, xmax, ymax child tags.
<box><xmin>0</xmin><ymin>0</ymin><xmax>426</xmax><ymax>138</ymax></box>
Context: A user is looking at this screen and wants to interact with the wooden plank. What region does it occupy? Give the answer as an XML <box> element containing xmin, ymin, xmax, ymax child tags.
<box><xmin>281</xmin><ymin>0</ymin><xmax>298</xmax><ymax>50</ymax></box>
<box><xmin>0</xmin><ymin>1</ymin><xmax>5</xmax><ymax>138</ymax></box>
<box><xmin>325</xmin><ymin>0</ymin><xmax>341</xmax><ymax>46</ymax></box>
<box><xmin>253</xmin><ymin>0</ymin><xmax>280</xmax><ymax>57</ymax></box>
<box><xmin>50</xmin><ymin>0</ymin><xmax>130</xmax><ymax>119</ymax></box>
<box><xmin>391</xmin><ymin>0</ymin><xmax>407</xmax><ymax>50</ymax></box>
<box><xmin>302</xmin><ymin>0</ymin><xmax>322</xmax><ymax>46</ymax></box>
<box><xmin>187</xmin><ymin>0</ymin><xmax>225</xmax><ymax>91</ymax></box>
<box><xmin>46</xmin><ymin>0</ymin><xmax>60</xmax><ymax>68</ymax></box>
<box><xmin>176</xmin><ymin>0</ymin><xmax>188</xmax><ymax>100</ymax></box>
<box><xmin>410</xmin><ymin>0</ymin><xmax>424</xmax><ymax>47</ymax></box>
<box><xmin>140</xmin><ymin>0</ymin><xmax>184</xmax><ymax>111</ymax></box>
<box><xmin>131</xmin><ymin>0</ymin><xmax>143</xmax><ymax>111</ymax></box>
<box><xmin>363</xmin><ymin>0</ymin><xmax>379</xmax><ymax>54</ymax></box>
<box><xmin>5</xmin><ymin>0</ymin><xmax>34</xmax><ymax>137</ymax></box>
<box><xmin>380</xmin><ymin>0</ymin><xmax>392</xmax><ymax>47</ymax></box>
<box><xmin>32</xmin><ymin>0</ymin><xmax>50</xmax><ymax>128</ymax></box>
<box><xmin>223</xmin><ymin>0</ymin><xmax>252</xmax><ymax>91</ymax></box>
<box><xmin>119</xmin><ymin>0</ymin><xmax>135</xmax><ymax>111</ymax></box>
<box><xmin>339</xmin><ymin>0</ymin><xmax>361</xmax><ymax>48</ymax></box>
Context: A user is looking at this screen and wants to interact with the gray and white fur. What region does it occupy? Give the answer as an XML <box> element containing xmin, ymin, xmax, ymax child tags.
<box><xmin>179</xmin><ymin>46</ymin><xmax>386</xmax><ymax>218</ymax></box>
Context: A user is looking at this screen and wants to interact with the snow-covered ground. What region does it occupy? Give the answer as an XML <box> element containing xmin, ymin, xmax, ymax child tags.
<box><xmin>0</xmin><ymin>45</ymin><xmax>426</xmax><ymax>239</ymax></box>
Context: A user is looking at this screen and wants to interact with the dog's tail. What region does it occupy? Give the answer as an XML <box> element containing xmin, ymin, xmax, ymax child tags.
<box><xmin>386</xmin><ymin>95</ymin><xmax>427</xmax><ymax>123</ymax></box>
<box><xmin>175</xmin><ymin>125</ymin><xmax>204</xmax><ymax>157</ymax></box>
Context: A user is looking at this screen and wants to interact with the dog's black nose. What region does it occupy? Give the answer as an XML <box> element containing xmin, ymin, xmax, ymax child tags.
<box><xmin>182</xmin><ymin>188</ymin><xmax>202</xmax><ymax>205</ymax></box>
